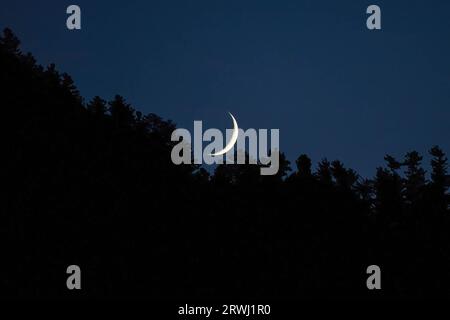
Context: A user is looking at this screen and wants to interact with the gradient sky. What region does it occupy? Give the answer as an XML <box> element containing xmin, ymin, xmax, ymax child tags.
<box><xmin>2</xmin><ymin>0</ymin><xmax>450</xmax><ymax>177</ymax></box>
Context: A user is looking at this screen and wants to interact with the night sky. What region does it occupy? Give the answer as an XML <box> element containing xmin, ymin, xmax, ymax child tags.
<box><xmin>2</xmin><ymin>0</ymin><xmax>450</xmax><ymax>177</ymax></box>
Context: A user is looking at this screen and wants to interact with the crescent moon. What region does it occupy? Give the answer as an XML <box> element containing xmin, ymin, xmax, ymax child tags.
<box><xmin>210</xmin><ymin>112</ymin><xmax>239</xmax><ymax>156</ymax></box>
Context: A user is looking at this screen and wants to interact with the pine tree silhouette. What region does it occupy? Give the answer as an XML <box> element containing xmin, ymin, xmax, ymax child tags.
<box><xmin>1</xmin><ymin>27</ymin><xmax>450</xmax><ymax>299</ymax></box>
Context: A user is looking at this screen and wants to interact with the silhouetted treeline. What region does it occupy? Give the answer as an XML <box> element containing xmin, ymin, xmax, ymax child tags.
<box><xmin>2</xmin><ymin>28</ymin><xmax>449</xmax><ymax>299</ymax></box>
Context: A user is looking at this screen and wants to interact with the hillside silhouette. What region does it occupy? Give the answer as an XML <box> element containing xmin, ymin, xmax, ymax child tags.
<box><xmin>2</xmin><ymin>28</ymin><xmax>449</xmax><ymax>299</ymax></box>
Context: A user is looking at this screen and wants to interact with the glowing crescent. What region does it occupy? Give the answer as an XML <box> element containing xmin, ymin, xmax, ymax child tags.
<box><xmin>210</xmin><ymin>112</ymin><xmax>239</xmax><ymax>156</ymax></box>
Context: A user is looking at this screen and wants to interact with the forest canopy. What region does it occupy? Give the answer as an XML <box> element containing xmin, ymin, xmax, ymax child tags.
<box><xmin>2</xmin><ymin>28</ymin><xmax>449</xmax><ymax>299</ymax></box>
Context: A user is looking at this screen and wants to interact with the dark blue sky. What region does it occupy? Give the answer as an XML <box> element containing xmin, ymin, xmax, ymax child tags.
<box><xmin>2</xmin><ymin>0</ymin><xmax>450</xmax><ymax>177</ymax></box>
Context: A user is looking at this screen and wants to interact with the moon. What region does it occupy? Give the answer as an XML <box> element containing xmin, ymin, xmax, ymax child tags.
<box><xmin>210</xmin><ymin>112</ymin><xmax>239</xmax><ymax>156</ymax></box>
